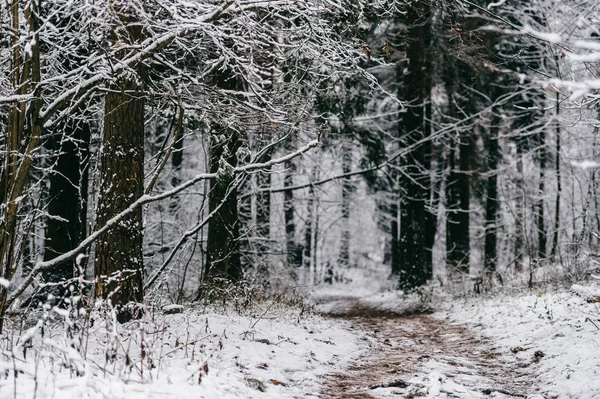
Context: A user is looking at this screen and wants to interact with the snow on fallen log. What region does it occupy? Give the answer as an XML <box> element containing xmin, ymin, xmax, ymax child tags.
<box><xmin>162</xmin><ymin>304</ymin><xmax>184</xmax><ymax>314</ymax></box>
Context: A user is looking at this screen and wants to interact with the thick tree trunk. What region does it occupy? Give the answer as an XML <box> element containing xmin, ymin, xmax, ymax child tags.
<box><xmin>171</xmin><ymin>109</ymin><xmax>184</xmax><ymax>187</ymax></box>
<box><xmin>94</xmin><ymin>5</ymin><xmax>145</xmax><ymax>319</ymax></box>
<box><xmin>94</xmin><ymin>76</ymin><xmax>145</xmax><ymax>315</ymax></box>
<box><xmin>395</xmin><ymin>2</ymin><xmax>432</xmax><ymax>290</ymax></box>
<box><xmin>204</xmin><ymin>57</ymin><xmax>245</xmax><ymax>285</ymax></box>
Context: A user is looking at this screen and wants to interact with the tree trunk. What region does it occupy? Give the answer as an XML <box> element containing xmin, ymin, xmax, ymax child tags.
<box><xmin>255</xmin><ymin>144</ymin><xmax>272</xmax><ymax>278</ymax></box>
<box><xmin>284</xmin><ymin>162</ymin><xmax>297</xmax><ymax>267</ymax></box>
<box><xmin>338</xmin><ymin>136</ymin><xmax>352</xmax><ymax>267</ymax></box>
<box><xmin>396</xmin><ymin>2</ymin><xmax>432</xmax><ymax>290</ymax></box>
<box><xmin>94</xmin><ymin>76</ymin><xmax>145</xmax><ymax>316</ymax></box>
<box><xmin>446</xmin><ymin>131</ymin><xmax>471</xmax><ymax>276</ymax></box>
<box><xmin>514</xmin><ymin>141</ymin><xmax>525</xmax><ymax>272</ymax></box>
<box><xmin>537</xmin><ymin>130</ymin><xmax>547</xmax><ymax>260</ymax></box>
<box><xmin>0</xmin><ymin>0</ymin><xmax>42</xmax><ymax>328</ymax></box>
<box><xmin>94</xmin><ymin>4</ymin><xmax>145</xmax><ymax>319</ymax></box>
<box><xmin>390</xmin><ymin>195</ymin><xmax>401</xmax><ymax>276</ymax></box>
<box><xmin>171</xmin><ymin>106</ymin><xmax>184</xmax><ymax>187</ymax></box>
<box><xmin>42</xmin><ymin>118</ymin><xmax>91</xmax><ymax>297</ymax></box>
<box><xmin>550</xmin><ymin>97</ymin><xmax>561</xmax><ymax>261</ymax></box>
<box><xmin>204</xmin><ymin>131</ymin><xmax>242</xmax><ymax>282</ymax></box>
<box><xmin>484</xmin><ymin>119</ymin><xmax>500</xmax><ymax>274</ymax></box>
<box><xmin>303</xmin><ymin>165</ymin><xmax>318</xmax><ymax>270</ymax></box>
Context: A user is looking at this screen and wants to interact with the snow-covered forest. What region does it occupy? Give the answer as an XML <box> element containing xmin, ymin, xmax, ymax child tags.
<box><xmin>0</xmin><ymin>0</ymin><xmax>599</xmax><ymax>398</ymax></box>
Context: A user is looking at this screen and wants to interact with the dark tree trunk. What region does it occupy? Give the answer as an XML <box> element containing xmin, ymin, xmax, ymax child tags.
<box><xmin>423</xmin><ymin>85</ymin><xmax>435</xmax><ymax>279</ymax></box>
<box><xmin>284</xmin><ymin>162</ymin><xmax>297</xmax><ymax>267</ymax></box>
<box><xmin>255</xmin><ymin>144</ymin><xmax>272</xmax><ymax>277</ymax></box>
<box><xmin>550</xmin><ymin>97</ymin><xmax>561</xmax><ymax>260</ymax></box>
<box><xmin>514</xmin><ymin>141</ymin><xmax>525</xmax><ymax>271</ymax></box>
<box><xmin>390</xmin><ymin>197</ymin><xmax>401</xmax><ymax>276</ymax></box>
<box><xmin>484</xmin><ymin>120</ymin><xmax>500</xmax><ymax>273</ymax></box>
<box><xmin>443</xmin><ymin>56</ymin><xmax>472</xmax><ymax>277</ymax></box>
<box><xmin>42</xmin><ymin>118</ymin><xmax>90</xmax><ymax>296</ymax></box>
<box><xmin>395</xmin><ymin>2</ymin><xmax>432</xmax><ymax>290</ymax></box>
<box><xmin>171</xmin><ymin>105</ymin><xmax>184</xmax><ymax>187</ymax></box>
<box><xmin>446</xmin><ymin>132</ymin><xmax>471</xmax><ymax>275</ymax></box>
<box><xmin>204</xmin><ymin>131</ymin><xmax>242</xmax><ymax>282</ymax></box>
<box><xmin>94</xmin><ymin>5</ymin><xmax>145</xmax><ymax>319</ymax></box>
<box><xmin>537</xmin><ymin>130</ymin><xmax>547</xmax><ymax>259</ymax></box>
<box><xmin>204</xmin><ymin>55</ymin><xmax>246</xmax><ymax>285</ymax></box>
<box><xmin>256</xmin><ymin>169</ymin><xmax>271</xmax><ymax>244</ymax></box>
<box><xmin>94</xmin><ymin>76</ymin><xmax>145</xmax><ymax>314</ymax></box>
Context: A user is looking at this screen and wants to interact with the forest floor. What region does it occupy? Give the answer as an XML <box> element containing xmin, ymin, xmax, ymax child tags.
<box><xmin>319</xmin><ymin>296</ymin><xmax>542</xmax><ymax>399</ymax></box>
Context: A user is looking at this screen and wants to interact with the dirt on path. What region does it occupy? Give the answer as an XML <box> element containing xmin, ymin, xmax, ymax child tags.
<box><xmin>320</xmin><ymin>297</ymin><xmax>545</xmax><ymax>399</ymax></box>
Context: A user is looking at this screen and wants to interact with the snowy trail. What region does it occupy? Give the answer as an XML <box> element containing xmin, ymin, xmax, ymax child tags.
<box><xmin>320</xmin><ymin>297</ymin><xmax>543</xmax><ymax>399</ymax></box>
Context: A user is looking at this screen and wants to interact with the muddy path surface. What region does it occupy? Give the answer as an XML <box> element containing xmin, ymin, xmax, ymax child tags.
<box><xmin>320</xmin><ymin>297</ymin><xmax>545</xmax><ymax>399</ymax></box>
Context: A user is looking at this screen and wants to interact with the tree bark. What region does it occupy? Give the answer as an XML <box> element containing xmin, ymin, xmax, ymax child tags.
<box><xmin>254</xmin><ymin>142</ymin><xmax>272</xmax><ymax>278</ymax></box>
<box><xmin>204</xmin><ymin>131</ymin><xmax>242</xmax><ymax>282</ymax></box>
<box><xmin>0</xmin><ymin>0</ymin><xmax>42</xmax><ymax>328</ymax></box>
<box><xmin>550</xmin><ymin>97</ymin><xmax>561</xmax><ymax>261</ymax></box>
<box><xmin>395</xmin><ymin>1</ymin><xmax>432</xmax><ymax>290</ymax></box>
<box><xmin>94</xmin><ymin>4</ymin><xmax>145</xmax><ymax>318</ymax></box>
<box><xmin>484</xmin><ymin>119</ymin><xmax>500</xmax><ymax>274</ymax></box>
<box><xmin>514</xmin><ymin>141</ymin><xmax>525</xmax><ymax>272</ymax></box>
<box><xmin>94</xmin><ymin>76</ymin><xmax>145</xmax><ymax>315</ymax></box>
<box><xmin>446</xmin><ymin>131</ymin><xmax>471</xmax><ymax>276</ymax></box>
<box><xmin>338</xmin><ymin>136</ymin><xmax>353</xmax><ymax>267</ymax></box>
<box><xmin>284</xmin><ymin>162</ymin><xmax>297</xmax><ymax>267</ymax></box>
<box><xmin>537</xmin><ymin>130</ymin><xmax>547</xmax><ymax>259</ymax></box>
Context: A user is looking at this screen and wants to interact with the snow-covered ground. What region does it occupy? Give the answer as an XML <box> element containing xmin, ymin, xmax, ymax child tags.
<box><xmin>312</xmin><ymin>262</ymin><xmax>600</xmax><ymax>399</ymax></box>
<box><xmin>3</xmin><ymin>262</ymin><xmax>599</xmax><ymax>399</ymax></box>
<box><xmin>443</xmin><ymin>285</ymin><xmax>600</xmax><ymax>399</ymax></box>
<box><xmin>0</xmin><ymin>302</ymin><xmax>362</xmax><ymax>399</ymax></box>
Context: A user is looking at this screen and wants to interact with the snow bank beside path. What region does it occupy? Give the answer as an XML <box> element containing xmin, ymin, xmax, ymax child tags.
<box><xmin>442</xmin><ymin>287</ymin><xmax>600</xmax><ymax>399</ymax></box>
<box><xmin>0</xmin><ymin>306</ymin><xmax>362</xmax><ymax>399</ymax></box>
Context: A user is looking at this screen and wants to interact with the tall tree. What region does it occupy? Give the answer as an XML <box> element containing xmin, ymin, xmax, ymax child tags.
<box><xmin>483</xmin><ymin>114</ymin><xmax>500</xmax><ymax>275</ymax></box>
<box><xmin>94</xmin><ymin>2</ymin><xmax>145</xmax><ymax>317</ymax></box>
<box><xmin>395</xmin><ymin>1</ymin><xmax>434</xmax><ymax>289</ymax></box>
<box><xmin>338</xmin><ymin>137</ymin><xmax>353</xmax><ymax>267</ymax></box>
<box><xmin>204</xmin><ymin>65</ymin><xmax>243</xmax><ymax>283</ymax></box>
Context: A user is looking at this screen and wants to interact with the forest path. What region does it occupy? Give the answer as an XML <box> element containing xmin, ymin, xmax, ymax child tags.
<box><xmin>319</xmin><ymin>296</ymin><xmax>543</xmax><ymax>399</ymax></box>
